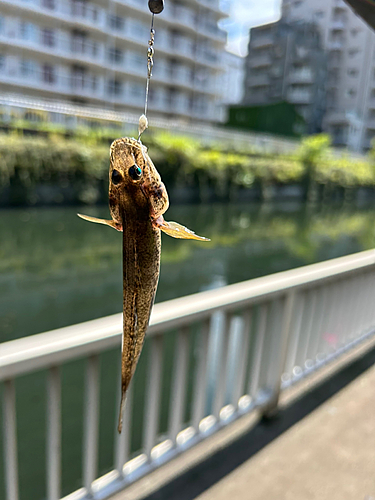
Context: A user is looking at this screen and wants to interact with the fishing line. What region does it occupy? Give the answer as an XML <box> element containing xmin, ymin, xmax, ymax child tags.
<box><xmin>138</xmin><ymin>0</ymin><xmax>164</xmax><ymax>141</ymax></box>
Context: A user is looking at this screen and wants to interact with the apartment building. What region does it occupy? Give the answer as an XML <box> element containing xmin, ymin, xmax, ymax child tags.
<box><xmin>0</xmin><ymin>0</ymin><xmax>227</xmax><ymax>124</ymax></box>
<box><xmin>218</xmin><ymin>50</ymin><xmax>245</xmax><ymax>121</ymax></box>
<box><xmin>244</xmin><ymin>20</ymin><xmax>327</xmax><ymax>134</ymax></box>
<box><xmin>283</xmin><ymin>0</ymin><xmax>375</xmax><ymax>150</ymax></box>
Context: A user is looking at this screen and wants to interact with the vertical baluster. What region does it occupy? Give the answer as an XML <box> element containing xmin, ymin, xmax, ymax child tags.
<box><xmin>363</xmin><ymin>271</ymin><xmax>375</xmax><ymax>332</ymax></box>
<box><xmin>114</xmin><ymin>383</ymin><xmax>133</xmax><ymax>476</ymax></box>
<box><xmin>263</xmin><ymin>291</ymin><xmax>296</xmax><ymax>415</ymax></box>
<box><xmin>315</xmin><ymin>284</ymin><xmax>334</xmax><ymax>361</ymax></box>
<box><xmin>341</xmin><ymin>275</ymin><xmax>357</xmax><ymax>345</ymax></box>
<box><xmin>299</xmin><ymin>288</ymin><xmax>317</xmax><ymax>368</ymax></box>
<box><xmin>283</xmin><ymin>292</ymin><xmax>304</xmax><ymax>379</ymax></box>
<box><xmin>232</xmin><ymin>309</ymin><xmax>252</xmax><ymax>406</ymax></box>
<box><xmin>169</xmin><ymin>327</ymin><xmax>190</xmax><ymax>443</ymax></box>
<box><xmin>3</xmin><ymin>379</ymin><xmax>19</xmax><ymax>500</ymax></box>
<box><xmin>347</xmin><ymin>274</ymin><xmax>364</xmax><ymax>341</ymax></box>
<box><xmin>265</xmin><ymin>298</ymin><xmax>284</xmax><ymax>388</ymax></box>
<box><xmin>307</xmin><ymin>285</ymin><xmax>328</xmax><ymax>363</ymax></box>
<box><xmin>357</xmin><ymin>273</ymin><xmax>371</xmax><ymax>337</ymax></box>
<box><xmin>191</xmin><ymin>318</ymin><xmax>210</xmax><ymax>431</ymax></box>
<box><xmin>318</xmin><ymin>282</ymin><xmax>339</xmax><ymax>358</ymax></box>
<box><xmin>213</xmin><ymin>313</ymin><xmax>231</xmax><ymax>420</ymax></box>
<box><xmin>47</xmin><ymin>367</ymin><xmax>61</xmax><ymax>500</ymax></box>
<box><xmin>247</xmin><ymin>303</ymin><xmax>268</xmax><ymax>400</ymax></box>
<box><xmin>335</xmin><ymin>279</ymin><xmax>349</xmax><ymax>348</ymax></box>
<box><xmin>143</xmin><ymin>335</ymin><xmax>163</xmax><ymax>458</ymax></box>
<box><xmin>83</xmin><ymin>355</ymin><xmax>100</xmax><ymax>495</ymax></box>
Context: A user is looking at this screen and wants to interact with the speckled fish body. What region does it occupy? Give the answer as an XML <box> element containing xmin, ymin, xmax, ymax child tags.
<box><xmin>78</xmin><ymin>137</ymin><xmax>209</xmax><ymax>433</ymax></box>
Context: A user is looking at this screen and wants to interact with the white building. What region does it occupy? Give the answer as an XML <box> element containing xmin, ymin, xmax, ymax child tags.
<box><xmin>0</xmin><ymin>0</ymin><xmax>227</xmax><ymax>124</ymax></box>
<box><xmin>218</xmin><ymin>50</ymin><xmax>245</xmax><ymax>121</ymax></box>
<box><xmin>283</xmin><ymin>0</ymin><xmax>375</xmax><ymax>150</ymax></box>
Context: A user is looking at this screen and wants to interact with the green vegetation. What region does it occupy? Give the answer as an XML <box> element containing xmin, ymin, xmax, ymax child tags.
<box><xmin>0</xmin><ymin>130</ymin><xmax>375</xmax><ymax>206</ymax></box>
<box><xmin>226</xmin><ymin>102</ymin><xmax>305</xmax><ymax>136</ymax></box>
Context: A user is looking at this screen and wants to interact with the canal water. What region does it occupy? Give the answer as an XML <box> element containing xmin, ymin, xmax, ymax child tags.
<box><xmin>1</xmin><ymin>200</ymin><xmax>375</xmax><ymax>499</ymax></box>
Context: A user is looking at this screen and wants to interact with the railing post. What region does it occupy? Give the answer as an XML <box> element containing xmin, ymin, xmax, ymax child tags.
<box><xmin>262</xmin><ymin>290</ymin><xmax>296</xmax><ymax>418</ymax></box>
<box><xmin>3</xmin><ymin>379</ymin><xmax>19</xmax><ymax>500</ymax></box>
<box><xmin>83</xmin><ymin>355</ymin><xmax>100</xmax><ymax>495</ymax></box>
<box><xmin>46</xmin><ymin>366</ymin><xmax>61</xmax><ymax>500</ymax></box>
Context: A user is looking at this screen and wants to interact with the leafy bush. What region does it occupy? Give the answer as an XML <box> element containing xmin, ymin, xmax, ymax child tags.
<box><xmin>0</xmin><ymin>131</ymin><xmax>374</xmax><ymax>205</ymax></box>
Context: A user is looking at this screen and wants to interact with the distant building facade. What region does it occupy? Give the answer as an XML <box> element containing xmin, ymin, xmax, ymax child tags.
<box><xmin>244</xmin><ymin>20</ymin><xmax>327</xmax><ymax>134</ymax></box>
<box><xmin>283</xmin><ymin>0</ymin><xmax>375</xmax><ymax>150</ymax></box>
<box><xmin>0</xmin><ymin>0</ymin><xmax>227</xmax><ymax>124</ymax></box>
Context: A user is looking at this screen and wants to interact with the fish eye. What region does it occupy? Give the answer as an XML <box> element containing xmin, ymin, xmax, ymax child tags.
<box><xmin>128</xmin><ymin>164</ymin><xmax>142</xmax><ymax>181</ymax></box>
<box><xmin>112</xmin><ymin>169</ymin><xmax>122</xmax><ymax>184</ymax></box>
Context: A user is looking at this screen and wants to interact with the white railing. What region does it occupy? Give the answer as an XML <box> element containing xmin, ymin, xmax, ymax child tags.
<box><xmin>2</xmin><ymin>250</ymin><xmax>375</xmax><ymax>500</ymax></box>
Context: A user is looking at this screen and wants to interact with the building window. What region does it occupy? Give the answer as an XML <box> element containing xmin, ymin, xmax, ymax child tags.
<box><xmin>348</xmin><ymin>47</ymin><xmax>359</xmax><ymax>57</ymax></box>
<box><xmin>108</xmin><ymin>47</ymin><xmax>123</xmax><ymax>63</ymax></box>
<box><xmin>347</xmin><ymin>88</ymin><xmax>356</xmax><ymax>97</ymax></box>
<box><xmin>20</xmin><ymin>59</ymin><xmax>36</xmax><ymax>77</ymax></box>
<box><xmin>72</xmin><ymin>32</ymin><xmax>86</xmax><ymax>54</ymax></box>
<box><xmin>109</xmin><ymin>14</ymin><xmax>124</xmax><ymax>30</ymax></box>
<box><xmin>42</xmin><ymin>0</ymin><xmax>55</xmax><ymax>9</ymax></box>
<box><xmin>43</xmin><ymin>64</ymin><xmax>55</xmax><ymax>84</ymax></box>
<box><xmin>129</xmin><ymin>52</ymin><xmax>144</xmax><ymax>68</ymax></box>
<box><xmin>42</xmin><ymin>28</ymin><xmax>55</xmax><ymax>47</ymax></box>
<box><xmin>20</xmin><ymin>22</ymin><xmax>35</xmax><ymax>41</ymax></box>
<box><xmin>129</xmin><ymin>83</ymin><xmax>143</xmax><ymax>97</ymax></box>
<box><xmin>108</xmin><ymin>79</ymin><xmax>122</xmax><ymax>96</ymax></box>
<box><xmin>72</xmin><ymin>0</ymin><xmax>86</xmax><ymax>17</ymax></box>
<box><xmin>347</xmin><ymin>68</ymin><xmax>358</xmax><ymax>77</ymax></box>
<box><xmin>314</xmin><ymin>10</ymin><xmax>324</xmax><ymax>19</ymax></box>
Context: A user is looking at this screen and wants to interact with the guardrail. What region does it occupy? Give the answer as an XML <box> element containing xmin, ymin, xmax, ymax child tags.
<box><xmin>2</xmin><ymin>249</ymin><xmax>375</xmax><ymax>500</ymax></box>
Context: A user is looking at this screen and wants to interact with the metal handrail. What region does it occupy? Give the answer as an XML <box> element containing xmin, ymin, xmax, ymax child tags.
<box><xmin>2</xmin><ymin>248</ymin><xmax>375</xmax><ymax>380</ymax></box>
<box><xmin>2</xmin><ymin>249</ymin><xmax>375</xmax><ymax>500</ymax></box>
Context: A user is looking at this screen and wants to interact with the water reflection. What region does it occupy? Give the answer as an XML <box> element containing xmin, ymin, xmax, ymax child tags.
<box><xmin>1</xmin><ymin>201</ymin><xmax>375</xmax><ymax>342</ymax></box>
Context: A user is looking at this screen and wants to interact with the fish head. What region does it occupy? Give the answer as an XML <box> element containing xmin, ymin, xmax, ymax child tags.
<box><xmin>109</xmin><ymin>138</ymin><xmax>169</xmax><ymax>223</ymax></box>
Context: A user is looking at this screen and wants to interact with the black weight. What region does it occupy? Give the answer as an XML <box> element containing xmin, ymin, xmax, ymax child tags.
<box><xmin>148</xmin><ymin>0</ymin><xmax>164</xmax><ymax>14</ymax></box>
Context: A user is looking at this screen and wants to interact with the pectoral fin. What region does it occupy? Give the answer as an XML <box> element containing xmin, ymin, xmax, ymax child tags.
<box><xmin>156</xmin><ymin>219</ymin><xmax>210</xmax><ymax>241</ymax></box>
<box><xmin>77</xmin><ymin>213</ymin><xmax>122</xmax><ymax>231</ymax></box>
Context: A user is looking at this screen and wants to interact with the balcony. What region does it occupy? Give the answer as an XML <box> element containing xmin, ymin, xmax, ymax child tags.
<box><xmin>196</xmin><ymin>49</ymin><xmax>220</xmax><ymax>66</ymax></box>
<box><xmin>170</xmin><ymin>95</ymin><xmax>191</xmax><ymax>115</ymax></box>
<box><xmin>0</xmin><ymin>65</ymin><xmax>106</xmax><ymax>100</ymax></box>
<box><xmin>171</xmin><ymin>66</ymin><xmax>193</xmax><ymax>86</ymax></box>
<box><xmin>287</xmin><ymin>89</ymin><xmax>312</xmax><ymax>104</ymax></box>
<box><xmin>333</xmin><ymin>0</ymin><xmax>346</xmax><ymax>9</ymax></box>
<box><xmin>196</xmin><ymin>22</ymin><xmax>227</xmax><ymax>43</ymax></box>
<box><xmin>197</xmin><ymin>0</ymin><xmax>228</xmax><ymax>16</ymax></box>
<box><xmin>158</xmin><ymin>32</ymin><xmax>195</xmax><ymax>60</ymax></box>
<box><xmin>366</xmin><ymin>119</ymin><xmax>375</xmax><ymax>130</ymax></box>
<box><xmin>331</xmin><ymin>19</ymin><xmax>346</xmax><ymax>30</ymax></box>
<box><xmin>3</xmin><ymin>0</ymin><xmax>108</xmax><ymax>30</ymax></box>
<box><xmin>248</xmin><ymin>74</ymin><xmax>270</xmax><ymax>87</ymax></box>
<box><xmin>288</xmin><ymin>68</ymin><xmax>314</xmax><ymax>83</ymax></box>
<box><xmin>250</xmin><ymin>55</ymin><xmax>272</xmax><ymax>68</ymax></box>
<box><xmin>0</xmin><ymin>30</ymin><xmax>107</xmax><ymax>66</ymax></box>
<box><xmin>329</xmin><ymin>39</ymin><xmax>344</xmax><ymax>50</ymax></box>
<box><xmin>251</xmin><ymin>36</ymin><xmax>274</xmax><ymax>49</ymax></box>
<box><xmin>171</xmin><ymin>5</ymin><xmax>197</xmax><ymax>30</ymax></box>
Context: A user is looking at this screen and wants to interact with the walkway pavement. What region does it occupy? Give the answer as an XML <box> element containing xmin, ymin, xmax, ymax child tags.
<box><xmin>195</xmin><ymin>355</ymin><xmax>375</xmax><ymax>500</ymax></box>
<box><xmin>113</xmin><ymin>339</ymin><xmax>375</xmax><ymax>500</ymax></box>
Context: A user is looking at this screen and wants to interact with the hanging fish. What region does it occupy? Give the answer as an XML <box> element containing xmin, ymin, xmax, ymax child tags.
<box><xmin>78</xmin><ymin>137</ymin><xmax>209</xmax><ymax>432</ymax></box>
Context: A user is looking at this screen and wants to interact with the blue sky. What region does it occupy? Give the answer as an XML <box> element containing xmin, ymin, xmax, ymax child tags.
<box><xmin>219</xmin><ymin>0</ymin><xmax>282</xmax><ymax>57</ymax></box>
